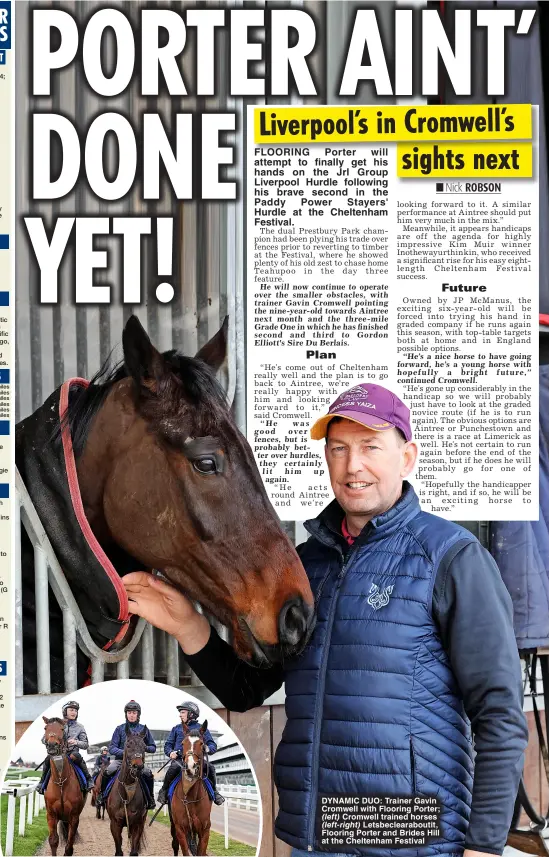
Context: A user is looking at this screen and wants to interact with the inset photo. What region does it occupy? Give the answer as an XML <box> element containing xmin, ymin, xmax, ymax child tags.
<box><xmin>2</xmin><ymin>681</ymin><xmax>261</xmax><ymax>857</ymax></box>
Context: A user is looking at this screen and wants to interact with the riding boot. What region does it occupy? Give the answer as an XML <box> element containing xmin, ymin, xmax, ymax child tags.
<box><xmin>36</xmin><ymin>759</ymin><xmax>49</xmax><ymax>795</ymax></box>
<box><xmin>158</xmin><ymin>762</ymin><xmax>180</xmax><ymax>805</ymax></box>
<box><xmin>74</xmin><ymin>754</ymin><xmax>94</xmax><ymax>790</ymax></box>
<box><xmin>209</xmin><ymin>766</ymin><xmax>225</xmax><ymax>806</ymax></box>
<box><xmin>143</xmin><ymin>771</ymin><xmax>156</xmax><ymax>810</ymax></box>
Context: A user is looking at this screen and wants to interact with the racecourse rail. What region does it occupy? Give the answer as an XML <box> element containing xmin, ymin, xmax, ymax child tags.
<box><xmin>0</xmin><ymin>772</ymin><xmax>45</xmax><ymax>857</ymax></box>
<box><xmin>0</xmin><ymin>772</ymin><xmax>258</xmax><ymax>856</ymax></box>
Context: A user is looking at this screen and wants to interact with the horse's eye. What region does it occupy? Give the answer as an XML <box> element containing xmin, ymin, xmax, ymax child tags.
<box><xmin>193</xmin><ymin>457</ymin><xmax>217</xmax><ymax>475</ymax></box>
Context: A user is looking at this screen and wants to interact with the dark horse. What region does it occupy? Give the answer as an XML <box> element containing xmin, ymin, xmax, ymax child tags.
<box><xmin>169</xmin><ymin>721</ymin><xmax>211</xmax><ymax>856</ymax></box>
<box><xmin>106</xmin><ymin>727</ymin><xmax>149</xmax><ymax>856</ymax></box>
<box><xmin>17</xmin><ymin>316</ymin><xmax>315</xmax><ymax>692</ymax></box>
<box><xmin>92</xmin><ymin>758</ymin><xmax>109</xmax><ymax>819</ymax></box>
<box><xmin>42</xmin><ymin>717</ymin><xmax>86</xmax><ymax>856</ymax></box>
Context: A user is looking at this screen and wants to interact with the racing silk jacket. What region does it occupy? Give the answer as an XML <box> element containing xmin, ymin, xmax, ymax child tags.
<box><xmin>42</xmin><ymin>719</ymin><xmax>89</xmax><ymax>751</ymax></box>
<box><xmin>109</xmin><ymin>723</ymin><xmax>156</xmax><ymax>759</ymax></box>
<box><xmin>164</xmin><ymin>722</ymin><xmax>217</xmax><ymax>757</ymax></box>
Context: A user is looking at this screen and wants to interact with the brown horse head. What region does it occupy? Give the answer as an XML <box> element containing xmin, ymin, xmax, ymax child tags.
<box><xmin>123</xmin><ymin>726</ymin><xmax>147</xmax><ymax>774</ymax></box>
<box><xmin>181</xmin><ymin>722</ymin><xmax>206</xmax><ymax>780</ymax></box>
<box><xmin>42</xmin><ymin>716</ymin><xmax>66</xmax><ymax>755</ymax></box>
<box><xmin>74</xmin><ymin>316</ymin><xmax>315</xmax><ymax>665</ymax></box>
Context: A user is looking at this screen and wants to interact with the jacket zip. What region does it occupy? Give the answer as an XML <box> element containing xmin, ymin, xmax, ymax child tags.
<box><xmin>410</xmin><ymin>738</ymin><xmax>416</xmax><ymax>793</ymax></box>
<box><xmin>306</xmin><ymin>542</ymin><xmax>361</xmax><ymax>851</ymax></box>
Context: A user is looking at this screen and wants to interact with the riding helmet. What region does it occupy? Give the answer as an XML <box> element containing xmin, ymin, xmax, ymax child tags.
<box><xmin>62</xmin><ymin>700</ymin><xmax>80</xmax><ymax>715</ymax></box>
<box><xmin>101</xmin><ymin>746</ymin><xmax>108</xmax><ymax>752</ymax></box>
<box><xmin>177</xmin><ymin>701</ymin><xmax>200</xmax><ymax>721</ymax></box>
<box><xmin>124</xmin><ymin>700</ymin><xmax>141</xmax><ymax>716</ymax></box>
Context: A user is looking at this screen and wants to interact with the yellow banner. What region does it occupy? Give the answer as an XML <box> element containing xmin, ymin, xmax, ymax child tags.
<box><xmin>254</xmin><ymin>105</ymin><xmax>532</xmax><ymax>144</ymax></box>
<box><xmin>396</xmin><ymin>142</ymin><xmax>532</xmax><ymax>178</ymax></box>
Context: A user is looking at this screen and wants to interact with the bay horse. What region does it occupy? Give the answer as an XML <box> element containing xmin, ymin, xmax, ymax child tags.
<box><xmin>169</xmin><ymin>721</ymin><xmax>211</xmax><ymax>856</ymax></box>
<box><xmin>42</xmin><ymin>717</ymin><xmax>86</xmax><ymax>856</ymax></box>
<box><xmin>106</xmin><ymin>727</ymin><xmax>149</xmax><ymax>856</ymax></box>
<box><xmin>18</xmin><ymin>316</ymin><xmax>315</xmax><ymax>693</ymax></box>
<box><xmin>92</xmin><ymin>757</ymin><xmax>109</xmax><ymax>819</ymax></box>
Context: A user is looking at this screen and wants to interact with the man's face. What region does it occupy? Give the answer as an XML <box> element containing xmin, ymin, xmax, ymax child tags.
<box><xmin>325</xmin><ymin>420</ymin><xmax>417</xmax><ymax>525</ymax></box>
<box><xmin>66</xmin><ymin>708</ymin><xmax>78</xmax><ymax>720</ymax></box>
<box><xmin>179</xmin><ymin>710</ymin><xmax>188</xmax><ymax>723</ymax></box>
<box><xmin>126</xmin><ymin>710</ymin><xmax>139</xmax><ymax>723</ymax></box>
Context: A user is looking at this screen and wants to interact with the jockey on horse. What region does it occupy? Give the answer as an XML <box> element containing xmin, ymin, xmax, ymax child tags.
<box><xmin>96</xmin><ymin>700</ymin><xmax>157</xmax><ymax>810</ymax></box>
<box><xmin>157</xmin><ymin>700</ymin><xmax>225</xmax><ymax>807</ymax></box>
<box><xmin>91</xmin><ymin>746</ymin><xmax>110</xmax><ymax>780</ymax></box>
<box><xmin>37</xmin><ymin>700</ymin><xmax>94</xmax><ymax>794</ymax></box>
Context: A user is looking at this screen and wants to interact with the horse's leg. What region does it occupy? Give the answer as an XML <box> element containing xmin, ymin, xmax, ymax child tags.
<box><xmin>128</xmin><ymin>815</ymin><xmax>144</xmax><ymax>856</ymax></box>
<box><xmin>196</xmin><ymin>826</ymin><xmax>210</xmax><ymax>857</ymax></box>
<box><xmin>175</xmin><ymin>823</ymin><xmax>192</xmax><ymax>857</ymax></box>
<box><xmin>110</xmin><ymin>818</ymin><xmax>124</xmax><ymax>856</ymax></box>
<box><xmin>47</xmin><ymin>810</ymin><xmax>59</xmax><ymax>856</ymax></box>
<box><xmin>170</xmin><ymin>820</ymin><xmax>179</xmax><ymax>856</ymax></box>
<box><xmin>64</xmin><ymin>814</ymin><xmax>79</xmax><ymax>856</ymax></box>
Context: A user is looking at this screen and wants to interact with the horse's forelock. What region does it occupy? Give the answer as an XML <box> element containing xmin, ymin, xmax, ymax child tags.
<box><xmin>56</xmin><ymin>347</ymin><xmax>229</xmax><ymax>457</ymax></box>
<box><xmin>45</xmin><ymin>717</ymin><xmax>65</xmax><ymax>726</ymax></box>
<box><xmin>139</xmin><ymin>354</ymin><xmax>231</xmax><ymax>444</ymax></box>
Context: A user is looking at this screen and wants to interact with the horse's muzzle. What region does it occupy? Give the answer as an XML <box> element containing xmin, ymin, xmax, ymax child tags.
<box><xmin>278</xmin><ymin>596</ymin><xmax>315</xmax><ymax>652</ymax></box>
<box><xmin>242</xmin><ymin>597</ymin><xmax>316</xmax><ymax>667</ymax></box>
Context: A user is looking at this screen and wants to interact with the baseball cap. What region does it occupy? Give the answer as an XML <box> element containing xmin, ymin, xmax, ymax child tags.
<box><xmin>310</xmin><ymin>383</ymin><xmax>412</xmax><ymax>442</ymax></box>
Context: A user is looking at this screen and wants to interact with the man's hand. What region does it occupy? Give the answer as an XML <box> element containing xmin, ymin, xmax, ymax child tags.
<box><xmin>67</xmin><ymin>738</ymin><xmax>76</xmax><ymax>746</ymax></box>
<box><xmin>123</xmin><ymin>572</ymin><xmax>211</xmax><ymax>655</ymax></box>
<box><xmin>170</xmin><ymin>752</ymin><xmax>178</xmax><ymax>760</ymax></box>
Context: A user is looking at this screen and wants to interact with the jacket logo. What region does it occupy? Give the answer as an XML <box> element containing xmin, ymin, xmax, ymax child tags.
<box><xmin>367</xmin><ymin>583</ymin><xmax>394</xmax><ymax>610</ymax></box>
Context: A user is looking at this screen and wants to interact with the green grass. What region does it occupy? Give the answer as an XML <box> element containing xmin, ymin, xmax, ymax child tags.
<box><xmin>0</xmin><ymin>794</ymin><xmax>50</xmax><ymax>856</ymax></box>
<box><xmin>155</xmin><ymin>809</ymin><xmax>256</xmax><ymax>856</ymax></box>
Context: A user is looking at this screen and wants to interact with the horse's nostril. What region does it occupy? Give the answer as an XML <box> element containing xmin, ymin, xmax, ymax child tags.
<box><xmin>278</xmin><ymin>597</ymin><xmax>312</xmax><ymax>650</ymax></box>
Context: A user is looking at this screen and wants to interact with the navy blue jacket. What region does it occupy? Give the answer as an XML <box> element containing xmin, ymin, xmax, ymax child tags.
<box><xmin>93</xmin><ymin>754</ymin><xmax>110</xmax><ymax>768</ymax></box>
<box><xmin>188</xmin><ymin>483</ymin><xmax>527</xmax><ymax>856</ymax></box>
<box><xmin>164</xmin><ymin>722</ymin><xmax>217</xmax><ymax>757</ymax></box>
<box><xmin>491</xmin><ymin>365</ymin><xmax>549</xmax><ymax>648</ymax></box>
<box><xmin>109</xmin><ymin>723</ymin><xmax>156</xmax><ymax>760</ymax></box>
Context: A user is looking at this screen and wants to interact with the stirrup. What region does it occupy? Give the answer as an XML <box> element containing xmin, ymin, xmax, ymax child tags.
<box><xmin>213</xmin><ymin>792</ymin><xmax>225</xmax><ymax>805</ymax></box>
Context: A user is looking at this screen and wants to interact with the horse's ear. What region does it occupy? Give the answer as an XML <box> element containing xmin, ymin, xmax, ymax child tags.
<box><xmin>140</xmin><ymin>727</ymin><xmax>147</xmax><ymax>738</ymax></box>
<box><xmin>123</xmin><ymin>315</ymin><xmax>166</xmax><ymax>389</ymax></box>
<box><xmin>42</xmin><ymin>716</ymin><xmax>49</xmax><ymax>724</ymax></box>
<box><xmin>200</xmin><ymin>719</ymin><xmax>208</xmax><ymax>735</ymax></box>
<box><xmin>195</xmin><ymin>317</ymin><xmax>228</xmax><ymax>374</ymax></box>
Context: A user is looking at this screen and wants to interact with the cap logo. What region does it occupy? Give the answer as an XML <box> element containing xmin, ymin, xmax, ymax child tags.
<box><xmin>329</xmin><ymin>398</ymin><xmax>376</xmax><ymax>413</ymax></box>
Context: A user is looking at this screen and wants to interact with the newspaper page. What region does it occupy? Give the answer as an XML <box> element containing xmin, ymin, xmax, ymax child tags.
<box><xmin>247</xmin><ymin>105</ymin><xmax>539</xmax><ymax>521</ymax></box>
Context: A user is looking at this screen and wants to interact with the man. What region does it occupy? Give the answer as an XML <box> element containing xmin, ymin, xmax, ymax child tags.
<box><xmin>37</xmin><ymin>700</ymin><xmax>94</xmax><ymax>793</ymax></box>
<box><xmin>157</xmin><ymin>700</ymin><xmax>225</xmax><ymax>806</ymax></box>
<box><xmin>91</xmin><ymin>746</ymin><xmax>110</xmax><ymax>780</ymax></box>
<box><xmin>96</xmin><ymin>700</ymin><xmax>157</xmax><ymax>810</ymax></box>
<box><xmin>124</xmin><ymin>383</ymin><xmax>528</xmax><ymax>857</ymax></box>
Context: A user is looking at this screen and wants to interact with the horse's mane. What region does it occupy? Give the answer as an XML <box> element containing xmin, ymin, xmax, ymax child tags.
<box><xmin>186</xmin><ymin>728</ymin><xmax>202</xmax><ymax>738</ymax></box>
<box><xmin>55</xmin><ymin>350</ymin><xmax>229</xmax><ymax>458</ymax></box>
<box><xmin>44</xmin><ymin>717</ymin><xmax>65</xmax><ymax>726</ymax></box>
